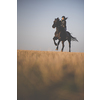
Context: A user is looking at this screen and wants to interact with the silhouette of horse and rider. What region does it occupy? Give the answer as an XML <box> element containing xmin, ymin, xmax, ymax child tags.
<box><xmin>52</xmin><ymin>16</ymin><xmax>78</xmax><ymax>52</ymax></box>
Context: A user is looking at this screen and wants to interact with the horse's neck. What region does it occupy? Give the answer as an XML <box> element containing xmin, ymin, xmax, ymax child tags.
<box><xmin>56</xmin><ymin>26</ymin><xmax>60</xmax><ymax>31</ymax></box>
<box><xmin>56</xmin><ymin>26</ymin><xmax>66</xmax><ymax>34</ymax></box>
<box><xmin>56</xmin><ymin>27</ymin><xmax>58</xmax><ymax>31</ymax></box>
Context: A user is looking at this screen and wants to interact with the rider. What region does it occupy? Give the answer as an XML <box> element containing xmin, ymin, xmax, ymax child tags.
<box><xmin>61</xmin><ymin>16</ymin><xmax>69</xmax><ymax>38</ymax></box>
<box><xmin>61</xmin><ymin>16</ymin><xmax>68</xmax><ymax>31</ymax></box>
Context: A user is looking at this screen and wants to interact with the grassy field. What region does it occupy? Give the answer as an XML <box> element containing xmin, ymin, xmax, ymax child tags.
<box><xmin>17</xmin><ymin>50</ymin><xmax>84</xmax><ymax>100</ymax></box>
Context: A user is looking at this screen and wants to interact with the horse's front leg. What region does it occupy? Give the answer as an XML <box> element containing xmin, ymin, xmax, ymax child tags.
<box><xmin>61</xmin><ymin>41</ymin><xmax>65</xmax><ymax>52</ymax></box>
<box><xmin>53</xmin><ymin>36</ymin><xmax>57</xmax><ymax>46</ymax></box>
<box><xmin>56</xmin><ymin>40</ymin><xmax>61</xmax><ymax>50</ymax></box>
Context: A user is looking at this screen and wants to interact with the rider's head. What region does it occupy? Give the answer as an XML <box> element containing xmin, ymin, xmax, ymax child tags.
<box><xmin>62</xmin><ymin>16</ymin><xmax>65</xmax><ymax>20</ymax></box>
<box><xmin>62</xmin><ymin>16</ymin><xmax>68</xmax><ymax>20</ymax></box>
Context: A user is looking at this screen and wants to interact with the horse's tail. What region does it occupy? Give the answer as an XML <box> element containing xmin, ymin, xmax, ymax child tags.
<box><xmin>70</xmin><ymin>35</ymin><xmax>78</xmax><ymax>42</ymax></box>
<box><xmin>67</xmin><ymin>31</ymin><xmax>78</xmax><ymax>42</ymax></box>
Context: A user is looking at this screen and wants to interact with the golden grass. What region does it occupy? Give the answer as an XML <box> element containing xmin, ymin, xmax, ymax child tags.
<box><xmin>17</xmin><ymin>50</ymin><xmax>84</xmax><ymax>100</ymax></box>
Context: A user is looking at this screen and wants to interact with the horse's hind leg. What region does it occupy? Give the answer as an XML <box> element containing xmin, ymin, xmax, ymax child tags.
<box><xmin>56</xmin><ymin>40</ymin><xmax>60</xmax><ymax>50</ymax></box>
<box><xmin>68</xmin><ymin>40</ymin><xmax>71</xmax><ymax>52</ymax></box>
<box><xmin>53</xmin><ymin>36</ymin><xmax>57</xmax><ymax>46</ymax></box>
<box><xmin>61</xmin><ymin>41</ymin><xmax>65</xmax><ymax>52</ymax></box>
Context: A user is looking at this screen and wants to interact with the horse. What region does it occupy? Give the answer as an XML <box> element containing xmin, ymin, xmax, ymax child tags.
<box><xmin>52</xmin><ymin>18</ymin><xmax>78</xmax><ymax>52</ymax></box>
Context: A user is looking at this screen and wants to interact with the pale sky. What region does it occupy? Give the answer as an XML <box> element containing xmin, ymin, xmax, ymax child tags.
<box><xmin>17</xmin><ymin>0</ymin><xmax>84</xmax><ymax>52</ymax></box>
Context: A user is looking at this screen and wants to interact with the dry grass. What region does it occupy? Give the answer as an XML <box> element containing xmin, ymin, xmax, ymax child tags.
<box><xmin>17</xmin><ymin>50</ymin><xmax>84</xmax><ymax>100</ymax></box>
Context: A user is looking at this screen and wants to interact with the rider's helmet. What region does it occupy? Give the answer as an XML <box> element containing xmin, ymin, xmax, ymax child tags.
<box><xmin>62</xmin><ymin>16</ymin><xmax>65</xmax><ymax>19</ymax></box>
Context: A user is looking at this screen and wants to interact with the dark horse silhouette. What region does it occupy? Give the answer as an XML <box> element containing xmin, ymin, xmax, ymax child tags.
<box><xmin>52</xmin><ymin>18</ymin><xmax>78</xmax><ymax>52</ymax></box>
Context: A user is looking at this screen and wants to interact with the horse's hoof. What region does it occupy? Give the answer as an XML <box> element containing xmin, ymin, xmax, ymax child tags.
<box><xmin>61</xmin><ymin>50</ymin><xmax>63</xmax><ymax>52</ymax></box>
<box><xmin>56</xmin><ymin>48</ymin><xmax>58</xmax><ymax>50</ymax></box>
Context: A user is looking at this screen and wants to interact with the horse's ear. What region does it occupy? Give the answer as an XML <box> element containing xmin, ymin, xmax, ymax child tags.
<box><xmin>57</xmin><ymin>17</ymin><xmax>59</xmax><ymax>20</ymax></box>
<box><xmin>54</xmin><ymin>18</ymin><xmax>56</xmax><ymax>21</ymax></box>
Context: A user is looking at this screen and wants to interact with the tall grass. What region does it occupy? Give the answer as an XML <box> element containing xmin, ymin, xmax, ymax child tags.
<box><xmin>17</xmin><ymin>50</ymin><xmax>84</xmax><ymax>100</ymax></box>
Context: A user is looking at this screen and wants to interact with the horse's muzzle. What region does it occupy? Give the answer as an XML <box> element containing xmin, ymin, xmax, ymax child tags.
<box><xmin>52</xmin><ymin>25</ymin><xmax>55</xmax><ymax>28</ymax></box>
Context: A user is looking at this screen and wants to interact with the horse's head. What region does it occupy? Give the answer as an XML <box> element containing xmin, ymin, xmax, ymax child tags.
<box><xmin>52</xmin><ymin>18</ymin><xmax>60</xmax><ymax>28</ymax></box>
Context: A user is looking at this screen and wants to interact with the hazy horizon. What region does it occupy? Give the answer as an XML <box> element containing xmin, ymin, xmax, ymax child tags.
<box><xmin>17</xmin><ymin>0</ymin><xmax>84</xmax><ymax>52</ymax></box>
